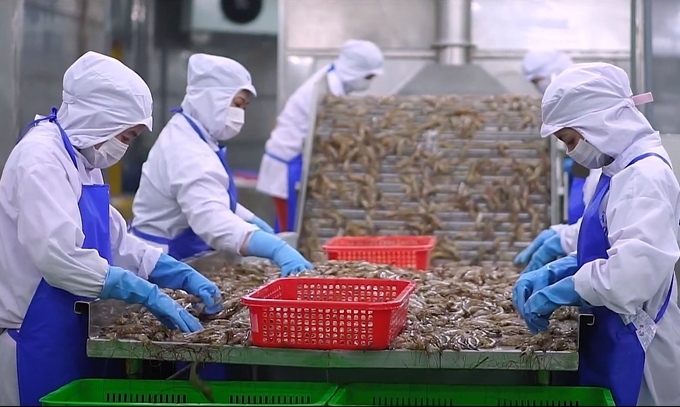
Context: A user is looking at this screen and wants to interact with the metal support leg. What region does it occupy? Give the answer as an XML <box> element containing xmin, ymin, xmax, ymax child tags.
<box><xmin>536</xmin><ymin>370</ymin><xmax>550</xmax><ymax>386</ymax></box>
<box><xmin>126</xmin><ymin>359</ymin><xmax>140</xmax><ymax>378</ymax></box>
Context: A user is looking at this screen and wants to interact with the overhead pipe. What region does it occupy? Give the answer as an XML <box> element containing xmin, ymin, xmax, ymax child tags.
<box><xmin>433</xmin><ymin>0</ymin><xmax>473</xmax><ymax>65</ymax></box>
<box><xmin>630</xmin><ymin>0</ymin><xmax>654</xmax><ymax>119</ymax></box>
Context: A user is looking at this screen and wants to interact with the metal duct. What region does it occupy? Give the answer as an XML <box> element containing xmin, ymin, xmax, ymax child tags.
<box><xmin>395</xmin><ymin>0</ymin><xmax>509</xmax><ymax>96</ymax></box>
<box><xmin>395</xmin><ymin>63</ymin><xmax>509</xmax><ymax>95</ymax></box>
<box><xmin>434</xmin><ymin>0</ymin><xmax>472</xmax><ymax>65</ymax></box>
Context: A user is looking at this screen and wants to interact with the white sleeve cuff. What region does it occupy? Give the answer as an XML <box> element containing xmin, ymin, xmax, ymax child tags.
<box><xmin>550</xmin><ymin>224</ymin><xmax>568</xmax><ymax>233</ymax></box>
<box><xmin>573</xmin><ymin>259</ymin><xmax>607</xmax><ymax>307</ymax></box>
<box><xmin>235</xmin><ymin>204</ymin><xmax>255</xmax><ymax>221</ymax></box>
<box><xmin>218</xmin><ymin>221</ymin><xmax>259</xmax><ymax>254</ymax></box>
<box><xmin>135</xmin><ymin>246</ymin><xmax>163</xmax><ymax>280</ymax></box>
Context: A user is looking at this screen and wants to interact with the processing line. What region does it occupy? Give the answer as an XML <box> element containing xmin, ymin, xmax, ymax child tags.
<box><xmin>81</xmin><ymin>252</ymin><xmax>582</xmax><ymax>376</ymax></box>
<box><xmin>83</xmin><ymin>87</ymin><xmax>581</xmax><ymax>385</ymax></box>
<box><xmin>80</xmin><ymin>253</ymin><xmax>584</xmax><ymax>380</ymax></box>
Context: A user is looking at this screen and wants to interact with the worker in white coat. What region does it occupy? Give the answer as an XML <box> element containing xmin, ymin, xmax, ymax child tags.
<box><xmin>256</xmin><ymin>40</ymin><xmax>384</xmax><ymax>232</ymax></box>
<box><xmin>0</xmin><ymin>52</ymin><xmax>222</xmax><ymax>406</ymax></box>
<box><xmin>514</xmin><ymin>62</ymin><xmax>680</xmax><ymax>406</ymax></box>
<box><xmin>522</xmin><ymin>49</ymin><xmax>573</xmax><ymax>94</ymax></box>
<box><xmin>131</xmin><ymin>53</ymin><xmax>312</xmax><ymax>277</ymax></box>
<box><xmin>514</xmin><ymin>49</ymin><xmax>602</xmax><ymax>272</ymax></box>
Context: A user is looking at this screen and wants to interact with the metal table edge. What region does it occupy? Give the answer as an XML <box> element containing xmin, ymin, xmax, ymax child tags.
<box><xmin>86</xmin><ymin>338</ymin><xmax>578</xmax><ymax>371</ymax></box>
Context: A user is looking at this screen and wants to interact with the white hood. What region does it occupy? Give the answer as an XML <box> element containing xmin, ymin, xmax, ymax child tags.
<box><xmin>522</xmin><ymin>50</ymin><xmax>573</xmax><ymax>82</ymax></box>
<box><xmin>333</xmin><ymin>40</ymin><xmax>384</xmax><ymax>83</ymax></box>
<box><xmin>56</xmin><ymin>51</ymin><xmax>153</xmax><ymax>149</ymax></box>
<box><xmin>540</xmin><ymin>62</ymin><xmax>657</xmax><ymax>160</ymax></box>
<box><xmin>180</xmin><ymin>53</ymin><xmax>256</xmax><ymax>140</ymax></box>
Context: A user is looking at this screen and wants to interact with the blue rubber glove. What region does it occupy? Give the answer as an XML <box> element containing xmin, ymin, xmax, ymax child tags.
<box><xmin>149</xmin><ymin>254</ymin><xmax>223</xmax><ymax>315</ymax></box>
<box><xmin>514</xmin><ymin>229</ymin><xmax>556</xmax><ymax>267</ymax></box>
<box><xmin>100</xmin><ymin>266</ymin><xmax>203</xmax><ymax>333</ymax></box>
<box><xmin>523</xmin><ymin>233</ymin><xmax>566</xmax><ymax>273</ymax></box>
<box><xmin>245</xmin><ymin>230</ymin><xmax>313</xmax><ymax>277</ymax></box>
<box><xmin>248</xmin><ymin>216</ymin><xmax>275</xmax><ymax>234</ymax></box>
<box><xmin>512</xmin><ymin>255</ymin><xmax>578</xmax><ymax>319</ymax></box>
<box><xmin>523</xmin><ymin>276</ymin><xmax>585</xmax><ymax>334</ymax></box>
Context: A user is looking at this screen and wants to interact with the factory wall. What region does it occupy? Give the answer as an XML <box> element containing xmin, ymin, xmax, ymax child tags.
<box><xmin>3</xmin><ymin>1</ymin><xmax>680</xmax><ymax>204</ymax></box>
<box><xmin>0</xmin><ymin>0</ymin><xmax>641</xmax><ymax>172</ymax></box>
<box><xmin>0</xmin><ymin>0</ymin><xmax>111</xmax><ymax>168</ymax></box>
<box><xmin>279</xmin><ymin>0</ymin><xmax>632</xmax><ymax>107</ymax></box>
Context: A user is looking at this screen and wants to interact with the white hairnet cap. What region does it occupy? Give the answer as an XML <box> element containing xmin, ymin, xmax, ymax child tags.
<box><xmin>181</xmin><ymin>53</ymin><xmax>256</xmax><ymax>138</ymax></box>
<box><xmin>522</xmin><ymin>50</ymin><xmax>573</xmax><ymax>82</ymax></box>
<box><xmin>540</xmin><ymin>62</ymin><xmax>655</xmax><ymax>158</ymax></box>
<box><xmin>56</xmin><ymin>51</ymin><xmax>153</xmax><ymax>149</ymax></box>
<box><xmin>333</xmin><ymin>40</ymin><xmax>384</xmax><ymax>83</ymax></box>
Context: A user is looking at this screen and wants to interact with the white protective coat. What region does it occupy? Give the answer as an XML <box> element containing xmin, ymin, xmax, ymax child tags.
<box><xmin>0</xmin><ymin>51</ymin><xmax>160</xmax><ymax>404</ymax></box>
<box><xmin>541</xmin><ymin>62</ymin><xmax>680</xmax><ymax>406</ymax></box>
<box><xmin>256</xmin><ymin>40</ymin><xmax>384</xmax><ymax>199</ymax></box>
<box><xmin>131</xmin><ymin>54</ymin><xmax>259</xmax><ymax>254</ymax></box>
<box><xmin>522</xmin><ymin>50</ymin><xmax>574</xmax><ymax>83</ymax></box>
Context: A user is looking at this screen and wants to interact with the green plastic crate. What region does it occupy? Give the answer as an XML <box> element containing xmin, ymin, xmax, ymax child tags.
<box><xmin>40</xmin><ymin>379</ymin><xmax>338</xmax><ymax>406</ymax></box>
<box><xmin>328</xmin><ymin>384</ymin><xmax>615</xmax><ymax>406</ymax></box>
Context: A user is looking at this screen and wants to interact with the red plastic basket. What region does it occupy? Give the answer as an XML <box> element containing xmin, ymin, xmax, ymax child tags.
<box><xmin>241</xmin><ymin>277</ymin><xmax>416</xmax><ymax>351</ymax></box>
<box><xmin>321</xmin><ymin>236</ymin><xmax>437</xmax><ymax>270</ymax></box>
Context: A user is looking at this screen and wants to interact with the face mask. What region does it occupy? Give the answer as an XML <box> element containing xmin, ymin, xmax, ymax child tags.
<box><xmin>535</xmin><ymin>79</ymin><xmax>550</xmax><ymax>94</ymax></box>
<box><xmin>345</xmin><ymin>77</ymin><xmax>371</xmax><ymax>93</ymax></box>
<box><xmin>567</xmin><ymin>139</ymin><xmax>611</xmax><ymax>169</ymax></box>
<box><xmin>82</xmin><ymin>137</ymin><xmax>129</xmax><ymax>168</ymax></box>
<box><xmin>218</xmin><ymin>107</ymin><xmax>245</xmax><ymax>141</ymax></box>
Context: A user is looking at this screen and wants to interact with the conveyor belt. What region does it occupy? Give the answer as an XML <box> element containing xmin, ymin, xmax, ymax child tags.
<box><xmin>297</xmin><ymin>95</ymin><xmax>552</xmax><ymax>265</ymax></box>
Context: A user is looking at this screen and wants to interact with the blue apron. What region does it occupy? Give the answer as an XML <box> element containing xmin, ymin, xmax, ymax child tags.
<box><xmin>130</xmin><ymin>108</ymin><xmax>238</xmax><ymax>261</ymax></box>
<box><xmin>577</xmin><ymin>152</ymin><xmax>675</xmax><ymax>406</ymax></box>
<box><xmin>264</xmin><ymin>152</ymin><xmax>302</xmax><ymax>233</ymax></box>
<box><xmin>564</xmin><ymin>157</ymin><xmax>585</xmax><ymax>224</ymax></box>
<box><xmin>568</xmin><ymin>176</ymin><xmax>586</xmax><ymax>224</ymax></box>
<box><xmin>8</xmin><ymin>107</ymin><xmax>118</xmax><ymax>405</ymax></box>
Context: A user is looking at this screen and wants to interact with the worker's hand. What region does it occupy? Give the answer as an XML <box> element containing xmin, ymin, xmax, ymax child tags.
<box><xmin>145</xmin><ymin>291</ymin><xmax>205</xmax><ymax>333</ymax></box>
<box><xmin>245</xmin><ymin>230</ymin><xmax>313</xmax><ymax>277</ymax></box>
<box><xmin>523</xmin><ymin>276</ymin><xmax>585</xmax><ymax>334</ymax></box>
<box><xmin>512</xmin><ymin>256</ymin><xmax>578</xmax><ymax>319</ymax></box>
<box><xmin>523</xmin><ymin>233</ymin><xmax>566</xmax><ymax>273</ymax></box>
<box><xmin>514</xmin><ymin>229</ymin><xmax>566</xmax><ymax>273</ymax></box>
<box><xmin>100</xmin><ymin>266</ymin><xmax>204</xmax><ymax>333</ymax></box>
<box><xmin>248</xmin><ymin>216</ymin><xmax>275</xmax><ymax>234</ymax></box>
<box><xmin>514</xmin><ymin>229</ymin><xmax>557</xmax><ymax>267</ymax></box>
<box><xmin>272</xmin><ymin>244</ymin><xmax>314</xmax><ymax>277</ymax></box>
<box><xmin>149</xmin><ymin>254</ymin><xmax>223</xmax><ymax>315</ymax></box>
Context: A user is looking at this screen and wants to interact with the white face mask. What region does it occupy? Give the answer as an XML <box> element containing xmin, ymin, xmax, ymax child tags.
<box><xmin>82</xmin><ymin>137</ymin><xmax>129</xmax><ymax>168</ymax></box>
<box><xmin>567</xmin><ymin>139</ymin><xmax>611</xmax><ymax>169</ymax></box>
<box><xmin>218</xmin><ymin>107</ymin><xmax>245</xmax><ymax>141</ymax></box>
<box><xmin>345</xmin><ymin>77</ymin><xmax>371</xmax><ymax>93</ymax></box>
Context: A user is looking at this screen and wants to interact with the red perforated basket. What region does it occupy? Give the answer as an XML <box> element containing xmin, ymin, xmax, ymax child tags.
<box><xmin>321</xmin><ymin>236</ymin><xmax>436</xmax><ymax>270</ymax></box>
<box><xmin>241</xmin><ymin>277</ymin><xmax>417</xmax><ymax>351</ymax></box>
